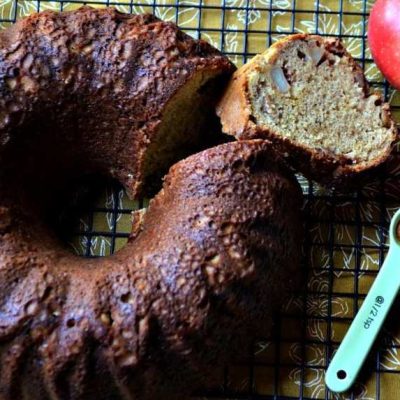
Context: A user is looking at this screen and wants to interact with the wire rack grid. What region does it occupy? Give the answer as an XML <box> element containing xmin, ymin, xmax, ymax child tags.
<box><xmin>3</xmin><ymin>0</ymin><xmax>400</xmax><ymax>399</ymax></box>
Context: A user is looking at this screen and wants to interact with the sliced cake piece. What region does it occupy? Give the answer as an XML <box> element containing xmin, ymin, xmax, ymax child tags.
<box><xmin>216</xmin><ymin>34</ymin><xmax>398</xmax><ymax>185</ymax></box>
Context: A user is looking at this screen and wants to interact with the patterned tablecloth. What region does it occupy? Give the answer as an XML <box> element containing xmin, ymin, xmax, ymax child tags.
<box><xmin>3</xmin><ymin>1</ymin><xmax>400</xmax><ymax>399</ymax></box>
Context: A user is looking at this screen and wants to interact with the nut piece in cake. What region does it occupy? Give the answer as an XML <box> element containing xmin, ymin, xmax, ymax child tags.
<box><xmin>216</xmin><ymin>34</ymin><xmax>398</xmax><ymax>186</ymax></box>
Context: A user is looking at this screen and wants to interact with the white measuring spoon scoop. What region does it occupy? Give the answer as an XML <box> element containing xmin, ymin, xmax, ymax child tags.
<box><xmin>326</xmin><ymin>208</ymin><xmax>400</xmax><ymax>393</ymax></box>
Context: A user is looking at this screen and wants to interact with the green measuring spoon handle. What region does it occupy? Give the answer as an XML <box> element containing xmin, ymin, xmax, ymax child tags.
<box><xmin>326</xmin><ymin>209</ymin><xmax>400</xmax><ymax>393</ymax></box>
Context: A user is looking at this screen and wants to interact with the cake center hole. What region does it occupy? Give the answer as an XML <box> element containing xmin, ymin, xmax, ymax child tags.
<box><xmin>55</xmin><ymin>176</ymin><xmax>148</xmax><ymax>257</ymax></box>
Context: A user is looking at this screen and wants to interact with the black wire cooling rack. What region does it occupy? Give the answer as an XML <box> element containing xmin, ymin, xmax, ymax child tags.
<box><xmin>5</xmin><ymin>0</ymin><xmax>400</xmax><ymax>399</ymax></box>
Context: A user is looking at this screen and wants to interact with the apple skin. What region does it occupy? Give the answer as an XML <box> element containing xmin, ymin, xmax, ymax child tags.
<box><xmin>368</xmin><ymin>0</ymin><xmax>400</xmax><ymax>90</ymax></box>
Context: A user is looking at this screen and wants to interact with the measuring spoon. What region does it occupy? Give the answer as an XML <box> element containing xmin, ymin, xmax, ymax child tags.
<box><xmin>326</xmin><ymin>208</ymin><xmax>400</xmax><ymax>393</ymax></box>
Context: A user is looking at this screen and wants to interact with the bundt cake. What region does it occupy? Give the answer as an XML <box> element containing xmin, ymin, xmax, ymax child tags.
<box><xmin>0</xmin><ymin>139</ymin><xmax>303</xmax><ymax>399</ymax></box>
<box><xmin>0</xmin><ymin>6</ymin><xmax>234</xmax><ymax>199</ymax></box>
<box><xmin>216</xmin><ymin>34</ymin><xmax>398</xmax><ymax>186</ymax></box>
<box><xmin>0</xmin><ymin>6</ymin><xmax>304</xmax><ymax>400</ymax></box>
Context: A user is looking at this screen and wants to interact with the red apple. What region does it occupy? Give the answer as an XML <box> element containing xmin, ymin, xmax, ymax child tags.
<box><xmin>368</xmin><ymin>0</ymin><xmax>400</xmax><ymax>90</ymax></box>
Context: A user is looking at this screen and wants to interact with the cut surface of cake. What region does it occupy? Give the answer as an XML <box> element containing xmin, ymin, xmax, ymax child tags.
<box><xmin>217</xmin><ymin>34</ymin><xmax>398</xmax><ymax>185</ymax></box>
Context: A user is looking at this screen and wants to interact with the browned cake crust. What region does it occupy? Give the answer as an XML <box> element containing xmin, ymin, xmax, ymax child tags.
<box><xmin>216</xmin><ymin>34</ymin><xmax>399</xmax><ymax>187</ymax></box>
<box><xmin>0</xmin><ymin>140</ymin><xmax>303</xmax><ymax>399</ymax></box>
<box><xmin>0</xmin><ymin>7</ymin><xmax>303</xmax><ymax>400</ymax></box>
<box><xmin>0</xmin><ymin>6</ymin><xmax>234</xmax><ymax>198</ymax></box>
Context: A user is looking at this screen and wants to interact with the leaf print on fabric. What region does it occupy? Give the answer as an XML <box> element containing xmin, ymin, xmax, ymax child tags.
<box><xmin>289</xmin><ymin>367</ymin><xmax>326</xmax><ymax>399</ymax></box>
<box><xmin>380</xmin><ymin>336</ymin><xmax>400</xmax><ymax>371</ymax></box>
<box><xmin>0</xmin><ymin>0</ymin><xmax>15</xmax><ymax>21</ymax></box>
<box><xmin>346</xmin><ymin>0</ymin><xmax>375</xmax><ymax>12</ymax></box>
<box><xmin>341</xmin><ymin>21</ymin><xmax>364</xmax><ymax>58</ymax></box>
<box><xmin>202</xmin><ymin>31</ymin><xmax>220</xmax><ymax>49</ymax></box>
<box><xmin>307</xmin><ymin>319</ymin><xmax>327</xmax><ymax>342</ymax></box>
<box><xmin>105</xmin><ymin>188</ymin><xmax>124</xmax><ymax>230</ymax></box>
<box><xmin>221</xmin><ymin>24</ymin><xmax>241</xmax><ymax>64</ymax></box>
<box><xmin>75</xmin><ymin>217</ymin><xmax>112</xmax><ymax>257</ymax></box>
<box><xmin>307</xmin><ymin>274</ymin><xmax>329</xmax><ymax>293</ymax></box>
<box><xmin>16</xmin><ymin>0</ymin><xmax>68</xmax><ymax>19</ymax></box>
<box><xmin>225</xmin><ymin>0</ymin><xmax>291</xmax><ymax>25</ymax></box>
<box><xmin>254</xmin><ymin>341</ymin><xmax>272</xmax><ymax>356</ymax></box>
<box><xmin>298</xmin><ymin>5</ymin><xmax>340</xmax><ymax>36</ymax></box>
<box><xmin>296</xmin><ymin>3</ymin><xmax>368</xmax><ymax>43</ymax></box>
<box><xmin>290</xmin><ymin>342</ymin><xmax>325</xmax><ymax>366</ymax></box>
